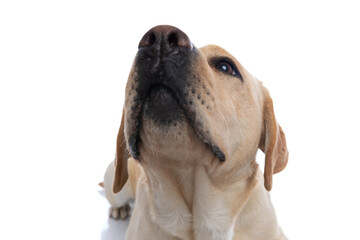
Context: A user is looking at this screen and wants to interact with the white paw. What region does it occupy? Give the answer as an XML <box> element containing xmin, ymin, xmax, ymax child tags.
<box><xmin>109</xmin><ymin>204</ymin><xmax>131</xmax><ymax>220</ymax></box>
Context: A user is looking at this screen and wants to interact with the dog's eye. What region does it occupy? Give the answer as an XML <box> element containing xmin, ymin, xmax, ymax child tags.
<box><xmin>217</xmin><ymin>62</ymin><xmax>236</xmax><ymax>75</ymax></box>
<box><xmin>213</xmin><ymin>58</ymin><xmax>242</xmax><ymax>81</ymax></box>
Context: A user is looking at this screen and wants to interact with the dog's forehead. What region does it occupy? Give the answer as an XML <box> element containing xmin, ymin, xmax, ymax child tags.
<box><xmin>199</xmin><ymin>45</ymin><xmax>238</xmax><ymax>62</ymax></box>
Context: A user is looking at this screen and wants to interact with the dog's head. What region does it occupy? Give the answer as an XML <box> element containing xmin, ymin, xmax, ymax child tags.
<box><xmin>113</xmin><ymin>25</ymin><xmax>288</xmax><ymax>193</ymax></box>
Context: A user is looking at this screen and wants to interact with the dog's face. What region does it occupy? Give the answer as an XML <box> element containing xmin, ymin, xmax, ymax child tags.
<box><xmin>113</xmin><ymin>25</ymin><xmax>288</xmax><ymax>193</ymax></box>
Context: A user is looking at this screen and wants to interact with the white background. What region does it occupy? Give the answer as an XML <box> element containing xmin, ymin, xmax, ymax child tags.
<box><xmin>1</xmin><ymin>0</ymin><xmax>359</xmax><ymax>239</ymax></box>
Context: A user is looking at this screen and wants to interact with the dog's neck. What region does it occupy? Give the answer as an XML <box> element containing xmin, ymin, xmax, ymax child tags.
<box><xmin>140</xmin><ymin>155</ymin><xmax>260</xmax><ymax>240</ymax></box>
<box><xmin>143</xmin><ymin>159</ymin><xmax>197</xmax><ymax>209</ymax></box>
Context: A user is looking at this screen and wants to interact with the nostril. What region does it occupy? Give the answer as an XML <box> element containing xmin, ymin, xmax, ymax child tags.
<box><xmin>139</xmin><ymin>32</ymin><xmax>156</xmax><ymax>48</ymax></box>
<box><xmin>147</xmin><ymin>33</ymin><xmax>156</xmax><ymax>47</ymax></box>
<box><xmin>171</xmin><ymin>30</ymin><xmax>192</xmax><ymax>49</ymax></box>
<box><xmin>168</xmin><ymin>32</ymin><xmax>178</xmax><ymax>47</ymax></box>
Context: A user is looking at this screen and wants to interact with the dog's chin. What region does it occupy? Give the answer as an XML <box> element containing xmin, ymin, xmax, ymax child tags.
<box><xmin>139</xmin><ymin>109</ymin><xmax>212</xmax><ymax>164</ymax></box>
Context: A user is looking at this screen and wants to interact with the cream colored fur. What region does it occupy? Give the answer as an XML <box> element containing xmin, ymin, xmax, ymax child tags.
<box><xmin>102</xmin><ymin>44</ymin><xmax>288</xmax><ymax>240</ymax></box>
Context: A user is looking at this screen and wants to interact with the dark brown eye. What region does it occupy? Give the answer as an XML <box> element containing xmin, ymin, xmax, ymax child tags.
<box><xmin>211</xmin><ymin>57</ymin><xmax>243</xmax><ymax>81</ymax></box>
<box><xmin>217</xmin><ymin>62</ymin><xmax>236</xmax><ymax>75</ymax></box>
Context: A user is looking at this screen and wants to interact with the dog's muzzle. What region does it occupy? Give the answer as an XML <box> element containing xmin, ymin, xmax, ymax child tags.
<box><xmin>137</xmin><ymin>26</ymin><xmax>194</xmax><ymax>125</ymax></box>
<box><xmin>136</xmin><ymin>25</ymin><xmax>194</xmax><ymax>119</ymax></box>
<box><xmin>126</xmin><ymin>25</ymin><xmax>225</xmax><ymax>162</ymax></box>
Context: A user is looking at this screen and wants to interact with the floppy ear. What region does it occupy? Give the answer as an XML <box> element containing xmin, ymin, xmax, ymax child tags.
<box><xmin>113</xmin><ymin>110</ymin><xmax>130</xmax><ymax>193</ymax></box>
<box><xmin>259</xmin><ymin>87</ymin><xmax>289</xmax><ymax>191</ymax></box>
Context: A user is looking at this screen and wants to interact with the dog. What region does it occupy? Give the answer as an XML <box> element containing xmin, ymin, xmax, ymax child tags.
<box><xmin>101</xmin><ymin>25</ymin><xmax>289</xmax><ymax>240</ymax></box>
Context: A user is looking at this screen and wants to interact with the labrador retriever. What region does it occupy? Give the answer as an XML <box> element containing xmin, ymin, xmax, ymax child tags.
<box><xmin>101</xmin><ymin>25</ymin><xmax>289</xmax><ymax>240</ymax></box>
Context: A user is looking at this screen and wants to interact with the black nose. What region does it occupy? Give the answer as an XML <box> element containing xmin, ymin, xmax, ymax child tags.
<box><xmin>138</xmin><ymin>25</ymin><xmax>192</xmax><ymax>50</ymax></box>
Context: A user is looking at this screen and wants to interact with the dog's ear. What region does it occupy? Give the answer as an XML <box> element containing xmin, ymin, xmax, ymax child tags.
<box><xmin>259</xmin><ymin>87</ymin><xmax>289</xmax><ymax>191</ymax></box>
<box><xmin>113</xmin><ymin>111</ymin><xmax>130</xmax><ymax>193</ymax></box>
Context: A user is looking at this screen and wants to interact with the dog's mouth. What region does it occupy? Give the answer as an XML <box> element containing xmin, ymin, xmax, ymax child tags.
<box><xmin>143</xmin><ymin>84</ymin><xmax>182</xmax><ymax>124</ymax></box>
<box><xmin>147</xmin><ymin>84</ymin><xmax>178</xmax><ymax>106</ymax></box>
